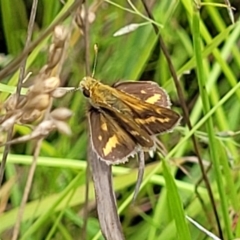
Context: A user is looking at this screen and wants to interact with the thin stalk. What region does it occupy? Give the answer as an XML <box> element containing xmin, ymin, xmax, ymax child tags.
<box><xmin>192</xmin><ymin>6</ymin><xmax>232</xmax><ymax>239</ymax></box>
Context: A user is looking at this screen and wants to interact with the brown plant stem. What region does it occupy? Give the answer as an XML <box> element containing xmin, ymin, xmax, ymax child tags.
<box><xmin>81</xmin><ymin>1</ymin><xmax>124</xmax><ymax>238</ymax></box>
<box><xmin>11</xmin><ymin>138</ymin><xmax>43</xmax><ymax>240</ymax></box>
<box><xmin>0</xmin><ymin>0</ymin><xmax>39</xmax><ymax>188</ymax></box>
<box><xmin>89</xmin><ymin>146</ymin><xmax>125</xmax><ymax>240</ymax></box>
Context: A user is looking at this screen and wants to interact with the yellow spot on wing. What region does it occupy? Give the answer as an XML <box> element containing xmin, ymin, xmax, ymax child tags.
<box><xmin>103</xmin><ymin>135</ymin><xmax>119</xmax><ymax>156</ymax></box>
<box><xmin>135</xmin><ymin>116</ymin><xmax>170</xmax><ymax>124</ymax></box>
<box><xmin>101</xmin><ymin>123</ymin><xmax>108</xmax><ymax>131</ymax></box>
<box><xmin>98</xmin><ymin>135</ymin><xmax>102</xmax><ymax>141</ymax></box>
<box><xmin>145</xmin><ymin>94</ymin><xmax>161</xmax><ymax>104</ymax></box>
<box><xmin>130</xmin><ymin>130</ymin><xmax>140</xmax><ymax>136</ymax></box>
<box><xmin>141</xmin><ymin>90</ymin><xmax>146</xmax><ymax>94</ymax></box>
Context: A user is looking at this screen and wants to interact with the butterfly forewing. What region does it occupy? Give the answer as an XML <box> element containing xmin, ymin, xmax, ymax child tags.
<box><xmin>129</xmin><ymin>100</ymin><xmax>179</xmax><ymax>133</ymax></box>
<box><xmin>113</xmin><ymin>81</ymin><xmax>171</xmax><ymax>108</ymax></box>
<box><xmin>88</xmin><ymin>107</ymin><xmax>136</xmax><ymax>164</ymax></box>
<box><xmin>111</xmin><ymin>83</ymin><xmax>181</xmax><ymax>135</ymax></box>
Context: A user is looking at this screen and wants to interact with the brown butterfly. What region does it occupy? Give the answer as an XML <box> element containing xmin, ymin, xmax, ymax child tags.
<box><xmin>79</xmin><ymin>77</ymin><xmax>181</xmax><ymax>164</ymax></box>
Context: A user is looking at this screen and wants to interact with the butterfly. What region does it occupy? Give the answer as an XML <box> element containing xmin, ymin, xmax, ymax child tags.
<box><xmin>79</xmin><ymin>76</ymin><xmax>181</xmax><ymax>164</ymax></box>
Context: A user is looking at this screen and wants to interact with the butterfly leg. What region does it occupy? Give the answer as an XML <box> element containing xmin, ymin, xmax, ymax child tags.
<box><xmin>132</xmin><ymin>151</ymin><xmax>145</xmax><ymax>203</ymax></box>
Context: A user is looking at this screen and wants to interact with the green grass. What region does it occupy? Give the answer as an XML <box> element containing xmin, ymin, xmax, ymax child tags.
<box><xmin>1</xmin><ymin>0</ymin><xmax>240</xmax><ymax>239</ymax></box>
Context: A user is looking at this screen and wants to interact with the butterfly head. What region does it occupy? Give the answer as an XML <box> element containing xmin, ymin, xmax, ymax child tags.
<box><xmin>79</xmin><ymin>76</ymin><xmax>98</xmax><ymax>98</ymax></box>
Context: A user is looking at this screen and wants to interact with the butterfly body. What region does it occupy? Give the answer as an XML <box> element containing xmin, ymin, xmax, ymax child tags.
<box><xmin>79</xmin><ymin>76</ymin><xmax>181</xmax><ymax>164</ymax></box>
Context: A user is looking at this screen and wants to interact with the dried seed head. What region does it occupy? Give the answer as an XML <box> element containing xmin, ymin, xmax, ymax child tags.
<box><xmin>38</xmin><ymin>65</ymin><xmax>51</xmax><ymax>79</ymax></box>
<box><xmin>53</xmin><ymin>25</ymin><xmax>68</xmax><ymax>47</ymax></box>
<box><xmin>20</xmin><ymin>109</ymin><xmax>43</xmax><ymax>124</ymax></box>
<box><xmin>53</xmin><ymin>119</ymin><xmax>72</xmax><ymax>136</ymax></box>
<box><xmin>50</xmin><ymin>108</ymin><xmax>72</xmax><ymax>121</ymax></box>
<box><xmin>47</xmin><ymin>47</ymin><xmax>63</xmax><ymax>70</ymax></box>
<box><xmin>43</xmin><ymin>77</ymin><xmax>60</xmax><ymax>93</ymax></box>
<box><xmin>79</xmin><ymin>8</ymin><xmax>96</xmax><ymax>24</ymax></box>
<box><xmin>5</xmin><ymin>94</ymin><xmax>29</xmax><ymax>111</ymax></box>
<box><xmin>4</xmin><ymin>94</ymin><xmax>18</xmax><ymax>111</ymax></box>
<box><xmin>0</xmin><ymin>115</ymin><xmax>17</xmax><ymax>131</ymax></box>
<box><xmin>51</xmin><ymin>88</ymin><xmax>68</xmax><ymax>98</ymax></box>
<box><xmin>0</xmin><ymin>133</ymin><xmax>5</xmax><ymax>145</ymax></box>
<box><xmin>0</xmin><ymin>115</ymin><xmax>5</xmax><ymax>124</ymax></box>
<box><xmin>28</xmin><ymin>81</ymin><xmax>44</xmax><ymax>95</ymax></box>
<box><xmin>34</xmin><ymin>120</ymin><xmax>56</xmax><ymax>136</ymax></box>
<box><xmin>25</xmin><ymin>94</ymin><xmax>50</xmax><ymax>111</ymax></box>
<box><xmin>16</xmin><ymin>95</ymin><xmax>28</xmax><ymax>109</ymax></box>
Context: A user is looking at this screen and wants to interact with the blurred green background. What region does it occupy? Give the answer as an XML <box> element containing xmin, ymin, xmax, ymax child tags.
<box><xmin>0</xmin><ymin>0</ymin><xmax>240</xmax><ymax>239</ymax></box>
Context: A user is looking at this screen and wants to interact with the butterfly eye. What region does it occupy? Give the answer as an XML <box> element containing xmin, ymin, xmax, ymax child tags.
<box><xmin>83</xmin><ymin>88</ymin><xmax>90</xmax><ymax>98</ymax></box>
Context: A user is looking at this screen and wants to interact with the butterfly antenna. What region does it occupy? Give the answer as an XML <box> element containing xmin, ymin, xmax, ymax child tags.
<box><xmin>92</xmin><ymin>44</ymin><xmax>98</xmax><ymax>78</ymax></box>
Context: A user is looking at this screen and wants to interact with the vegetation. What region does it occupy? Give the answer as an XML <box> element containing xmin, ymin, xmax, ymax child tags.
<box><xmin>0</xmin><ymin>0</ymin><xmax>240</xmax><ymax>239</ymax></box>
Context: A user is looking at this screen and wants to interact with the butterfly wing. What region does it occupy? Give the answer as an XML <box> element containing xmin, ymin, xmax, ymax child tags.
<box><xmin>113</xmin><ymin>81</ymin><xmax>171</xmax><ymax>108</ymax></box>
<box><xmin>101</xmin><ymin>107</ymin><xmax>155</xmax><ymax>149</ymax></box>
<box><xmin>112</xmin><ymin>81</ymin><xmax>181</xmax><ymax>135</ymax></box>
<box><xmin>88</xmin><ymin>107</ymin><xmax>137</xmax><ymax>164</ymax></box>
